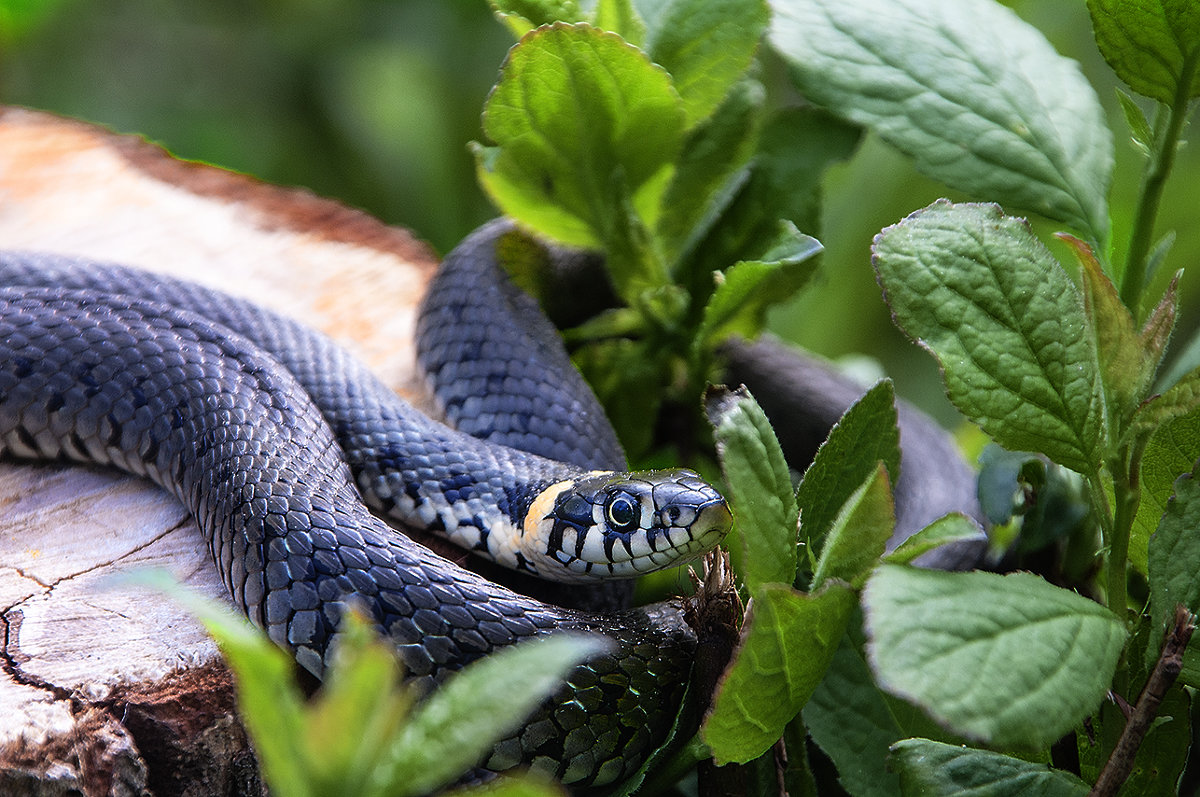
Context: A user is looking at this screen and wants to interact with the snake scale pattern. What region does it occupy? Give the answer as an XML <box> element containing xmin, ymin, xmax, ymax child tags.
<box><xmin>0</xmin><ymin>222</ymin><xmax>733</xmax><ymax>788</ymax></box>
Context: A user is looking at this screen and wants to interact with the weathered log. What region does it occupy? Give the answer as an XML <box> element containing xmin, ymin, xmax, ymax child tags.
<box><xmin>0</xmin><ymin>106</ymin><xmax>437</xmax><ymax>797</ymax></box>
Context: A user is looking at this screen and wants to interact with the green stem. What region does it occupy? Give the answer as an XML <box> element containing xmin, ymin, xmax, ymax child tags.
<box><xmin>1097</xmin><ymin>442</ymin><xmax>1143</xmax><ymax>620</ymax></box>
<box><xmin>1119</xmin><ymin>56</ymin><xmax>1198</xmax><ymax>313</ymax></box>
<box><xmin>1089</xmin><ymin>471</ymin><xmax>1125</xmax><ymax>617</ymax></box>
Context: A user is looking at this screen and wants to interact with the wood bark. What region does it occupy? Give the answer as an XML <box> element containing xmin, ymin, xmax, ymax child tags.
<box><xmin>0</xmin><ymin>106</ymin><xmax>439</xmax><ymax>797</ymax></box>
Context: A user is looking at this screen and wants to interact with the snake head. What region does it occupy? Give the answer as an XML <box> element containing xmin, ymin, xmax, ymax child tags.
<box><xmin>523</xmin><ymin>469</ymin><xmax>732</xmax><ymax>582</ymax></box>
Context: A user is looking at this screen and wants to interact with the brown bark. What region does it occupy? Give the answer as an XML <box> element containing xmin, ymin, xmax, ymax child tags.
<box><xmin>0</xmin><ymin>106</ymin><xmax>438</xmax><ymax>796</ymax></box>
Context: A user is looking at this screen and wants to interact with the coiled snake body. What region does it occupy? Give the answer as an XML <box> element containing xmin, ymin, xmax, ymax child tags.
<box><xmin>0</xmin><ymin>222</ymin><xmax>732</xmax><ymax>788</ymax></box>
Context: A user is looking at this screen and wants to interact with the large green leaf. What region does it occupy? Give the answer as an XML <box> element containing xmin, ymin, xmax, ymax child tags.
<box><xmin>891</xmin><ymin>738</ymin><xmax>1089</xmax><ymax>797</ymax></box>
<box><xmin>863</xmin><ymin>565</ymin><xmax>1126</xmax><ymax>749</ymax></box>
<box><xmin>1088</xmin><ymin>0</ymin><xmax>1200</xmax><ymax>105</ymax></box>
<box><xmin>805</xmin><ymin>629</ymin><xmax>932</xmax><ymax>797</ymax></box>
<box><xmin>656</xmin><ymin>79</ymin><xmax>764</xmax><ymax>271</ymax></box>
<box><xmin>475</xmin><ymin>21</ymin><xmax>685</xmax><ymax>295</ymax></box>
<box><xmin>707</xmin><ymin>386</ymin><xmax>799</xmax><ymax>591</ymax></box>
<box><xmin>702</xmin><ymin>582</ymin><xmax>855</xmax><ymax>765</ymax></box>
<box><xmin>873</xmin><ymin>202</ymin><xmax>1105</xmax><ymax>475</ymax></box>
<box><xmin>769</xmin><ymin>0</ymin><xmax>1112</xmax><ymax>243</ymax></box>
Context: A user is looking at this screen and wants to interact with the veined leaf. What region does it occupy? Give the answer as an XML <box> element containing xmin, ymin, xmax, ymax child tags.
<box><xmin>864</xmin><ymin>565</ymin><xmax>1126</xmax><ymax>748</ymax></box>
<box><xmin>770</xmin><ymin>0</ymin><xmax>1112</xmax><ymax>243</ymax></box>
<box><xmin>1131</xmin><ymin>405</ymin><xmax>1200</xmax><ymax>573</ymax></box>
<box><xmin>637</xmin><ymin>0</ymin><xmax>769</xmax><ymax>127</ymax></box>
<box><xmin>387</xmin><ymin>635</ymin><xmax>608</xmax><ymax>796</ymax></box>
<box><xmin>707</xmin><ymin>386</ymin><xmax>799</xmax><ymax>591</ymax></box>
<box><xmin>873</xmin><ymin>202</ymin><xmax>1105</xmax><ymax>475</ymax></box>
<box><xmin>891</xmin><ymin>738</ymin><xmax>1089</xmax><ymax>797</ymax></box>
<box><xmin>885</xmin><ymin>513</ymin><xmax>986</xmax><ymax>566</ymax></box>
<box><xmin>1148</xmin><ymin>462</ymin><xmax>1200</xmax><ymax>634</ymax></box>
<box><xmin>805</xmin><ymin>624</ymin><xmax>953</xmax><ymax>797</ymax></box>
<box><xmin>795</xmin><ymin>380</ymin><xmax>900</xmax><ymax>583</ymax></box>
<box><xmin>702</xmin><ymin>582</ymin><xmax>855</xmax><ymax>765</ymax></box>
<box><xmin>475</xmin><ymin>22</ymin><xmax>685</xmax><ymax>296</ymax></box>
<box><xmin>810</xmin><ymin>463</ymin><xmax>894</xmax><ymax>590</ymax></box>
<box><xmin>1088</xmin><ymin>0</ymin><xmax>1200</xmax><ymax>105</ymax></box>
<box><xmin>698</xmin><ymin>222</ymin><xmax>822</xmax><ymax>347</ymax></box>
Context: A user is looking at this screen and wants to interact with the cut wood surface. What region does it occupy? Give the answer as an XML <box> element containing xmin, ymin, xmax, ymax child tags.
<box><xmin>0</xmin><ymin>106</ymin><xmax>439</xmax><ymax>797</ymax></box>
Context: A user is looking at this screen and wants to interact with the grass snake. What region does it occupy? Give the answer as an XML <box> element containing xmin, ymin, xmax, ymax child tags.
<box><xmin>0</xmin><ymin>221</ymin><xmax>734</xmax><ymax>788</ymax></box>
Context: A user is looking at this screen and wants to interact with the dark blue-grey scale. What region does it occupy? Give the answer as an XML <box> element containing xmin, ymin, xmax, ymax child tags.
<box><xmin>0</xmin><ymin>248</ymin><xmax>693</xmax><ymax>788</ymax></box>
<box><xmin>417</xmin><ymin>220</ymin><xmax>627</xmax><ymax>472</ymax></box>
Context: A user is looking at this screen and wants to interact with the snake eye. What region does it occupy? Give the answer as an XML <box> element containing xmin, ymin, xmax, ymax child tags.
<box><xmin>606</xmin><ymin>492</ymin><xmax>639</xmax><ymax>531</ymax></box>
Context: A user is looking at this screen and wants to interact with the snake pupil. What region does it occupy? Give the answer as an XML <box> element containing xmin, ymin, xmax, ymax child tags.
<box><xmin>607</xmin><ymin>493</ymin><xmax>638</xmax><ymax>530</ymax></box>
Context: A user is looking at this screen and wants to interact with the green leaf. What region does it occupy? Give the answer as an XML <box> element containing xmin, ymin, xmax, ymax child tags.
<box><xmin>1134</xmin><ymin>365</ymin><xmax>1200</xmax><ymax>442</ymax></box>
<box><xmin>863</xmin><ymin>565</ymin><xmax>1126</xmax><ymax>748</ymax></box>
<box><xmin>127</xmin><ymin>570</ymin><xmax>314</xmax><ymax>797</ymax></box>
<box><xmin>635</xmin><ymin>0</ymin><xmax>768</xmax><ymax>127</ymax></box>
<box><xmin>387</xmin><ymin>635</ymin><xmax>608</xmax><ymax>796</ymax></box>
<box><xmin>770</xmin><ymin>0</ymin><xmax>1112</xmax><ymax>243</ymax></box>
<box><xmin>592</xmin><ymin>0</ymin><xmax>645</xmax><ymax>44</ymax></box>
<box><xmin>1148</xmin><ymin>461</ymin><xmax>1200</xmax><ymax>633</ymax></box>
<box><xmin>873</xmin><ymin>202</ymin><xmax>1105</xmax><ymax>475</ymax></box>
<box><xmin>656</xmin><ymin>79</ymin><xmax>765</xmax><ymax>270</ymax></box>
<box><xmin>698</xmin><ymin>222</ymin><xmax>823</xmax><ymax>347</ymax></box>
<box><xmin>301</xmin><ymin>611</ymin><xmax>413</xmax><ymax>794</ymax></box>
<box><xmin>1140</xmin><ymin>272</ymin><xmax>1181</xmax><ymax>378</ymax></box>
<box><xmin>701</xmin><ymin>582</ymin><xmax>856</xmax><ymax>765</ymax></box>
<box><xmin>1117</xmin><ymin>89</ymin><xmax>1155</xmax><ymax>155</ymax></box>
<box><xmin>804</xmin><ymin>617</ymin><xmax>952</xmax><ymax>797</ymax></box>
<box><xmin>885</xmin><ymin>513</ymin><xmax>986</xmax><ymax>566</ymax></box>
<box><xmin>811</xmin><ymin>463</ymin><xmax>894</xmax><ymax>590</ymax></box>
<box><xmin>455</xmin><ymin>774</ymin><xmax>565</xmax><ymax>797</ymax></box>
<box><xmin>706</xmin><ymin>386</ymin><xmax>799</xmax><ymax>590</ymax></box>
<box><xmin>1088</xmin><ymin>0</ymin><xmax>1200</xmax><ymax>105</ymax></box>
<box><xmin>475</xmin><ymin>21</ymin><xmax>686</xmax><ymax>291</ymax></box>
<box><xmin>1131</xmin><ymin>405</ymin><xmax>1200</xmax><ymax>573</ymax></box>
<box><xmin>572</xmin><ymin>337</ymin><xmax>666</xmax><ymax>459</ymax></box>
<box><xmin>1063</xmin><ymin>233</ymin><xmax>1151</xmax><ymax>424</ymax></box>
<box><xmin>796</xmin><ymin>381</ymin><xmax>900</xmax><ymax>581</ymax></box>
<box><xmin>890</xmin><ymin>738</ymin><xmax>1089</xmax><ymax>797</ymax></box>
<box><xmin>488</xmin><ymin>0</ymin><xmax>585</xmax><ymax>36</ymax></box>
<box><xmin>674</xmin><ymin>107</ymin><xmax>860</xmax><ymax>289</ymax></box>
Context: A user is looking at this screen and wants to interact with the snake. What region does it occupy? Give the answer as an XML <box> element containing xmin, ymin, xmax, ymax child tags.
<box><xmin>0</xmin><ymin>221</ymin><xmax>734</xmax><ymax>789</ymax></box>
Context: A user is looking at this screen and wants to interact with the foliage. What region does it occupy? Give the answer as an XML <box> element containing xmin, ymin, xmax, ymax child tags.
<box><xmin>477</xmin><ymin>0</ymin><xmax>1200</xmax><ymax>794</ymax></box>
<box><xmin>132</xmin><ymin>570</ymin><xmax>598</xmax><ymax>797</ymax></box>
<box><xmin>11</xmin><ymin>0</ymin><xmax>1200</xmax><ymax>794</ymax></box>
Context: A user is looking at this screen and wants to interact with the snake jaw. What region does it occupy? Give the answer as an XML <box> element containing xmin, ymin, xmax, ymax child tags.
<box><xmin>520</xmin><ymin>469</ymin><xmax>732</xmax><ymax>582</ymax></box>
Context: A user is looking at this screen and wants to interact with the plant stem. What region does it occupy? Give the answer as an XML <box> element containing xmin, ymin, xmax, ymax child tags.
<box><xmin>1089</xmin><ymin>471</ymin><xmax>1126</xmax><ymax>617</ymax></box>
<box><xmin>1119</xmin><ymin>55</ymin><xmax>1198</xmax><ymax>313</ymax></box>
<box><xmin>1088</xmin><ymin>605</ymin><xmax>1195</xmax><ymax>796</ymax></box>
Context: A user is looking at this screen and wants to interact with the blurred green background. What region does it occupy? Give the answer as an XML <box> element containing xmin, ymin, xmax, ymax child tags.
<box><xmin>2</xmin><ymin>0</ymin><xmax>1197</xmax><ymax>424</ymax></box>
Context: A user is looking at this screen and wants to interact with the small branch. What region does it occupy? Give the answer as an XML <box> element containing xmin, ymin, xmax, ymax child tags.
<box><xmin>1089</xmin><ymin>604</ymin><xmax>1195</xmax><ymax>796</ymax></box>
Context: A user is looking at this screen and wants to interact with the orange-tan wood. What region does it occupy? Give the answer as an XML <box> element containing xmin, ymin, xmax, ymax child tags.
<box><xmin>0</xmin><ymin>106</ymin><xmax>439</xmax><ymax>797</ymax></box>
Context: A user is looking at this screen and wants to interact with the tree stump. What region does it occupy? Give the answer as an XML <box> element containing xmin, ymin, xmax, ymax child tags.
<box><xmin>0</xmin><ymin>107</ymin><xmax>438</xmax><ymax>797</ymax></box>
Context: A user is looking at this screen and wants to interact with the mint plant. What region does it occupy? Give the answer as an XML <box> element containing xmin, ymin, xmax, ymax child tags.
<box><xmin>476</xmin><ymin>0</ymin><xmax>1200</xmax><ymax>794</ymax></box>
<box><xmin>134</xmin><ymin>570</ymin><xmax>596</xmax><ymax>797</ymax></box>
